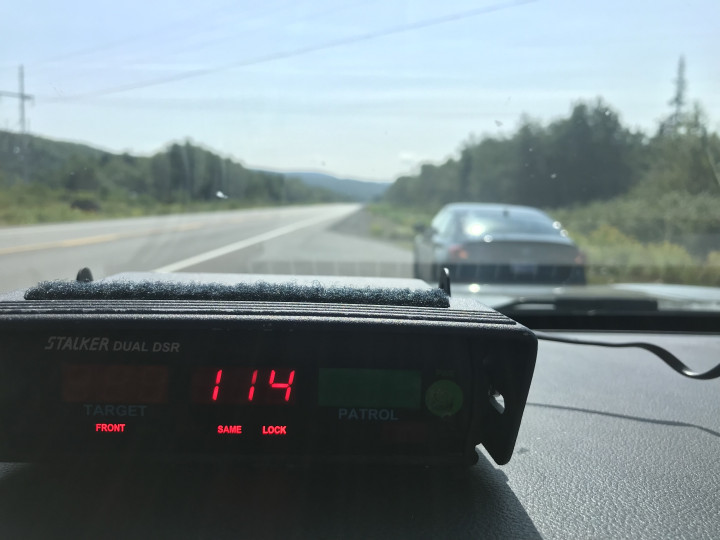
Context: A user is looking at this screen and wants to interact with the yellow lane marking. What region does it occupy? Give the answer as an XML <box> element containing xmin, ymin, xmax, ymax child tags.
<box><xmin>0</xmin><ymin>222</ymin><xmax>206</xmax><ymax>256</ymax></box>
<box><xmin>174</xmin><ymin>222</ymin><xmax>205</xmax><ymax>231</ymax></box>
<box><xmin>59</xmin><ymin>233</ymin><xmax>123</xmax><ymax>248</ymax></box>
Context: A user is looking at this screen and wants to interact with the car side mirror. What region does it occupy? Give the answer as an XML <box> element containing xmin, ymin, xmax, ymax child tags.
<box><xmin>413</xmin><ymin>223</ymin><xmax>427</xmax><ymax>235</ymax></box>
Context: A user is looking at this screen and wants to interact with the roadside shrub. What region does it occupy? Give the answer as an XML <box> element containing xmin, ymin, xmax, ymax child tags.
<box><xmin>572</xmin><ymin>224</ymin><xmax>720</xmax><ymax>285</ymax></box>
<box><xmin>552</xmin><ymin>192</ymin><xmax>720</xmax><ymax>244</ymax></box>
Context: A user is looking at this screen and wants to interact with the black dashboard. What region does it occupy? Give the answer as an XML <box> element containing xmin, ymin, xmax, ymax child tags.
<box><xmin>0</xmin><ymin>274</ymin><xmax>718</xmax><ymax>538</ymax></box>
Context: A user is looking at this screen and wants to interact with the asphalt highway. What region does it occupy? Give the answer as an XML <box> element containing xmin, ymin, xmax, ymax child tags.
<box><xmin>0</xmin><ymin>204</ymin><xmax>413</xmax><ymax>293</ymax></box>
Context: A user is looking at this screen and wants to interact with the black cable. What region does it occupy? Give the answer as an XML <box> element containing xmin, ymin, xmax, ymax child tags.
<box><xmin>534</xmin><ymin>331</ymin><xmax>720</xmax><ymax>380</ymax></box>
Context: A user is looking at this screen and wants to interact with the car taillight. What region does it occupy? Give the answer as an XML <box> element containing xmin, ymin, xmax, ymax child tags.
<box><xmin>448</xmin><ymin>244</ymin><xmax>469</xmax><ymax>260</ymax></box>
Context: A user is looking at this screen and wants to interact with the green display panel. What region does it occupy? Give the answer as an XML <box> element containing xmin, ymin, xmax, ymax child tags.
<box><xmin>318</xmin><ymin>369</ymin><xmax>422</xmax><ymax>409</ymax></box>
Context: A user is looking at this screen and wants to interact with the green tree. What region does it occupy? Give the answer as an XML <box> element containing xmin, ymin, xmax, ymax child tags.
<box><xmin>62</xmin><ymin>159</ymin><xmax>101</xmax><ymax>192</ymax></box>
<box><xmin>383</xmin><ymin>99</ymin><xmax>640</xmax><ymax>210</ymax></box>
<box><xmin>638</xmin><ymin>104</ymin><xmax>720</xmax><ymax>196</ymax></box>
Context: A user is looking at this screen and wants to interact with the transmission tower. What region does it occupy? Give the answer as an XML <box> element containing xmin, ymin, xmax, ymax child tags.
<box><xmin>0</xmin><ymin>65</ymin><xmax>34</xmax><ymax>181</ymax></box>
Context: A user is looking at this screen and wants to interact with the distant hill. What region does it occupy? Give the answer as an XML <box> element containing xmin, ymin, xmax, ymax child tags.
<box><xmin>0</xmin><ymin>131</ymin><xmax>386</xmax><ymax>205</ymax></box>
<box><xmin>0</xmin><ymin>131</ymin><xmax>109</xmax><ymax>182</ymax></box>
<box><xmin>280</xmin><ymin>171</ymin><xmax>390</xmax><ymax>202</ymax></box>
<box><xmin>0</xmin><ymin>130</ymin><xmax>344</xmax><ymax>210</ymax></box>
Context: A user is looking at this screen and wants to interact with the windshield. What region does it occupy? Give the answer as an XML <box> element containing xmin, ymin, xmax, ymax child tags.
<box><xmin>1</xmin><ymin>0</ymin><xmax>719</xmax><ymax>312</ymax></box>
<box><xmin>3</xmin><ymin>4</ymin><xmax>720</xmax><ymax>540</ymax></box>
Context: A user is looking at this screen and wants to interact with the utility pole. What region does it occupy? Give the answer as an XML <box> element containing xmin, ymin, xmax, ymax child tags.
<box><xmin>0</xmin><ymin>65</ymin><xmax>34</xmax><ymax>132</ymax></box>
<box><xmin>0</xmin><ymin>65</ymin><xmax>34</xmax><ymax>182</ymax></box>
<box><xmin>19</xmin><ymin>65</ymin><xmax>27</xmax><ymax>133</ymax></box>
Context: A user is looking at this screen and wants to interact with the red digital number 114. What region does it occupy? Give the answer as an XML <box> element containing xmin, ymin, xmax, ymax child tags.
<box><xmin>212</xmin><ymin>369</ymin><xmax>295</xmax><ymax>402</ymax></box>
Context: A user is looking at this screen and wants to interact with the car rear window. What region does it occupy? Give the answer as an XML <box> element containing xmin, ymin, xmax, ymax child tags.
<box><xmin>458</xmin><ymin>211</ymin><xmax>564</xmax><ymax>238</ymax></box>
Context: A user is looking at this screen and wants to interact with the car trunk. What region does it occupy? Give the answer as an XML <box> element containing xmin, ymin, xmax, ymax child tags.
<box><xmin>448</xmin><ymin>235</ymin><xmax>583</xmax><ymax>284</ymax></box>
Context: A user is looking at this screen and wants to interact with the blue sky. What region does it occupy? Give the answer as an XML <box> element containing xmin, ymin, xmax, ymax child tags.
<box><xmin>1</xmin><ymin>0</ymin><xmax>718</xmax><ymax>181</ymax></box>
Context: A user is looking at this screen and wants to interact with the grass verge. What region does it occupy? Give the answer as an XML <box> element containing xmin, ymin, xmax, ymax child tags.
<box><xmin>0</xmin><ymin>187</ymin><xmax>312</xmax><ymax>226</ymax></box>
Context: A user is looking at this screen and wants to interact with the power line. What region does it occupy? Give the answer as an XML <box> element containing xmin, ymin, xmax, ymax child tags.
<box><xmin>138</xmin><ymin>0</ymin><xmax>370</xmax><ymax>68</ymax></box>
<box><xmin>29</xmin><ymin>0</ymin><xmax>267</xmax><ymax>68</ymax></box>
<box><xmin>29</xmin><ymin>0</ymin><xmax>312</xmax><ymax>96</ymax></box>
<box><xmin>46</xmin><ymin>0</ymin><xmax>536</xmax><ymax>103</ymax></box>
<box><xmin>34</xmin><ymin>0</ymin><xmax>368</xmax><ymax>97</ymax></box>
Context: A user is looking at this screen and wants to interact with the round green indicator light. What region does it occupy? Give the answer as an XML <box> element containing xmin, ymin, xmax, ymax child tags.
<box><xmin>425</xmin><ymin>380</ymin><xmax>463</xmax><ymax>417</ymax></box>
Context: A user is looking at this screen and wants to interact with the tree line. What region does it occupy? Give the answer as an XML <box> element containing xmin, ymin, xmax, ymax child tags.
<box><xmin>383</xmin><ymin>58</ymin><xmax>719</xmax><ymax>222</ymax></box>
<box><xmin>383</xmin><ymin>97</ymin><xmax>719</xmax><ymax>211</ymax></box>
<box><xmin>0</xmin><ymin>135</ymin><xmax>343</xmax><ymax>208</ymax></box>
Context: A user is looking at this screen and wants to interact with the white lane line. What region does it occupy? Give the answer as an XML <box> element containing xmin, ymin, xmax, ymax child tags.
<box><xmin>153</xmin><ymin>210</ymin><xmax>351</xmax><ymax>273</ymax></box>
